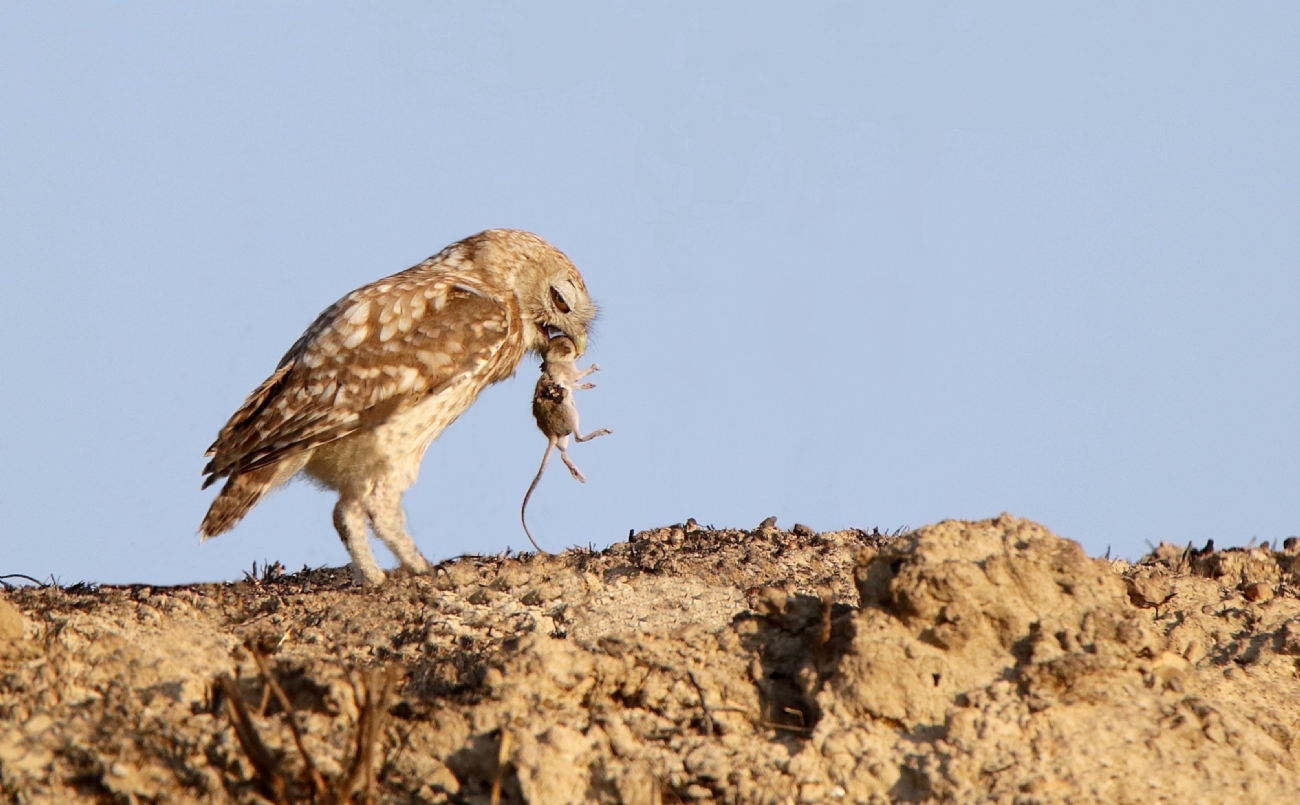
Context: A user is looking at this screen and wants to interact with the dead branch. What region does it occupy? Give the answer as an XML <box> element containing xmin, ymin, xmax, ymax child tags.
<box><xmin>332</xmin><ymin>664</ymin><xmax>399</xmax><ymax>805</ymax></box>
<box><xmin>217</xmin><ymin>674</ymin><xmax>291</xmax><ymax>805</ymax></box>
<box><xmin>248</xmin><ymin>643</ymin><xmax>329</xmax><ymax>799</ymax></box>
<box><xmin>218</xmin><ymin>653</ymin><xmax>398</xmax><ymax>805</ymax></box>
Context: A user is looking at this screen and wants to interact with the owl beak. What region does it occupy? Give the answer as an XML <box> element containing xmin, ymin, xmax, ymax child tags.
<box><xmin>538</xmin><ymin>322</ymin><xmax>585</xmax><ymax>356</ymax></box>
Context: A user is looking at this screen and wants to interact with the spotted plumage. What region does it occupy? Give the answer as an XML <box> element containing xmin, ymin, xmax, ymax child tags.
<box><xmin>201</xmin><ymin>229</ymin><xmax>597</xmax><ymax>585</ymax></box>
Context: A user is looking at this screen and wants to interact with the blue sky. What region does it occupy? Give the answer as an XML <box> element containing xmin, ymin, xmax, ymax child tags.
<box><xmin>2</xmin><ymin>3</ymin><xmax>1298</xmax><ymax>584</ymax></box>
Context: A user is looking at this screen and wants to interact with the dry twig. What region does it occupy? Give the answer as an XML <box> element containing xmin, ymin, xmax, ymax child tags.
<box><xmin>490</xmin><ymin>728</ymin><xmax>513</xmax><ymax>805</ymax></box>
<box><xmin>249</xmin><ymin>645</ymin><xmax>329</xmax><ymax>798</ymax></box>
<box><xmin>217</xmin><ymin>674</ymin><xmax>290</xmax><ymax>805</ymax></box>
<box><xmin>217</xmin><ymin>648</ymin><xmax>398</xmax><ymax>804</ymax></box>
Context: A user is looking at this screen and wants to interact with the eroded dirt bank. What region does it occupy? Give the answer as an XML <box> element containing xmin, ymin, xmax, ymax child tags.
<box><xmin>3</xmin><ymin>515</ymin><xmax>1300</xmax><ymax>804</ymax></box>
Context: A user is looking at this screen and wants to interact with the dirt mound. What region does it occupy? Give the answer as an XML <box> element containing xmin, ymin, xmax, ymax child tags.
<box><xmin>3</xmin><ymin>515</ymin><xmax>1299</xmax><ymax>804</ymax></box>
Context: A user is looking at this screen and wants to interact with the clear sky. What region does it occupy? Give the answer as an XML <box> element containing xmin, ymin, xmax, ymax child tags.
<box><xmin>2</xmin><ymin>3</ymin><xmax>1298</xmax><ymax>585</ymax></box>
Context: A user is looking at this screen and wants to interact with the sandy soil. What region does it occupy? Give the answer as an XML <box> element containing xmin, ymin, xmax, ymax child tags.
<box><xmin>3</xmin><ymin>514</ymin><xmax>1299</xmax><ymax>804</ymax></box>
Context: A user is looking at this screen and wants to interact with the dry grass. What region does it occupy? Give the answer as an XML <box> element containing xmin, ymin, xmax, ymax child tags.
<box><xmin>218</xmin><ymin>642</ymin><xmax>397</xmax><ymax>805</ymax></box>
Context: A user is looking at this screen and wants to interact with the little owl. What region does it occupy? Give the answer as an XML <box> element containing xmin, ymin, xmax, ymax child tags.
<box><xmin>200</xmin><ymin>229</ymin><xmax>596</xmax><ymax>585</ymax></box>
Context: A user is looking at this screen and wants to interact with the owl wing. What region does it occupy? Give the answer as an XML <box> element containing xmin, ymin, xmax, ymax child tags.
<box><xmin>203</xmin><ymin>279</ymin><xmax>519</xmax><ymax>485</ymax></box>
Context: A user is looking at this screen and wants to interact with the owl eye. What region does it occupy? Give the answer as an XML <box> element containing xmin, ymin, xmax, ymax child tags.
<box><xmin>550</xmin><ymin>286</ymin><xmax>571</xmax><ymax>314</ymax></box>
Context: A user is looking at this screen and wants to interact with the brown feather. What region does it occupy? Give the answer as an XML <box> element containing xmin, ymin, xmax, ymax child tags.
<box><xmin>203</xmin><ymin>284</ymin><xmax>515</xmax><ymax>484</ymax></box>
<box><xmin>200</xmin><ymin>458</ymin><xmax>305</xmax><ymax>538</ymax></box>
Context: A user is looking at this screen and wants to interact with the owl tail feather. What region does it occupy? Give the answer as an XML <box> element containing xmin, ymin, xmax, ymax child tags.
<box><xmin>200</xmin><ymin>460</ymin><xmax>303</xmax><ymax>539</ymax></box>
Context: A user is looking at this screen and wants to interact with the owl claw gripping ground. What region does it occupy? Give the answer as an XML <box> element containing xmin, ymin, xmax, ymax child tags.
<box><xmin>520</xmin><ymin>335</ymin><xmax>613</xmax><ymax>554</ymax></box>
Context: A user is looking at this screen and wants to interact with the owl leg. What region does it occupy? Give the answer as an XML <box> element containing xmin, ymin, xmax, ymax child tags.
<box><xmin>364</xmin><ymin>481</ymin><xmax>430</xmax><ymax>576</ymax></box>
<box><xmin>334</xmin><ymin>496</ymin><xmax>386</xmax><ymax>586</ymax></box>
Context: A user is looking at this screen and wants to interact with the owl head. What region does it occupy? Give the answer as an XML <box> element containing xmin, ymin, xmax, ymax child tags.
<box><xmin>476</xmin><ymin>230</ymin><xmax>597</xmax><ymax>356</ymax></box>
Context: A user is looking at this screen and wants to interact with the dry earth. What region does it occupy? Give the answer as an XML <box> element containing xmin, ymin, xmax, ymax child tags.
<box><xmin>3</xmin><ymin>514</ymin><xmax>1300</xmax><ymax>804</ymax></box>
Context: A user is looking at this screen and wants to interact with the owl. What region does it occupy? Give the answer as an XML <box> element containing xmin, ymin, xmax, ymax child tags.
<box><xmin>200</xmin><ymin>229</ymin><xmax>597</xmax><ymax>585</ymax></box>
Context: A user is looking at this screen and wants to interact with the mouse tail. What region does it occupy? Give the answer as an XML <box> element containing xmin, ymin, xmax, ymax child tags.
<box><xmin>520</xmin><ymin>445</ymin><xmax>554</xmax><ymax>555</ymax></box>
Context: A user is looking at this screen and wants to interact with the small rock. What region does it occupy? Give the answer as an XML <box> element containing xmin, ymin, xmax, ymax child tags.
<box><xmin>1284</xmin><ymin>537</ymin><xmax>1300</xmax><ymax>556</ymax></box>
<box><xmin>0</xmin><ymin>598</ymin><xmax>24</xmax><ymax>641</ymax></box>
<box><xmin>792</xmin><ymin>523</ymin><xmax>816</xmax><ymax>538</ymax></box>
<box><xmin>23</xmin><ymin>714</ymin><xmax>53</xmax><ymax>737</ymax></box>
<box><xmin>757</xmin><ymin>516</ymin><xmax>778</xmax><ymax>531</ymax></box>
<box><xmin>1125</xmin><ymin>569</ymin><xmax>1175</xmax><ymax>608</ymax></box>
<box><xmin>751</xmin><ymin>587</ymin><xmax>789</xmax><ymax>617</ymax></box>
<box><xmin>520</xmin><ymin>583</ymin><xmax>562</xmax><ymax>606</ymax></box>
<box><xmin>1244</xmin><ymin>582</ymin><xmax>1274</xmax><ymax>603</ymax></box>
<box><xmin>1148</xmin><ymin>652</ymin><xmax>1191</xmax><ymax>691</ymax></box>
<box><xmin>1280</xmin><ymin>620</ymin><xmax>1300</xmax><ymax>655</ymax></box>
